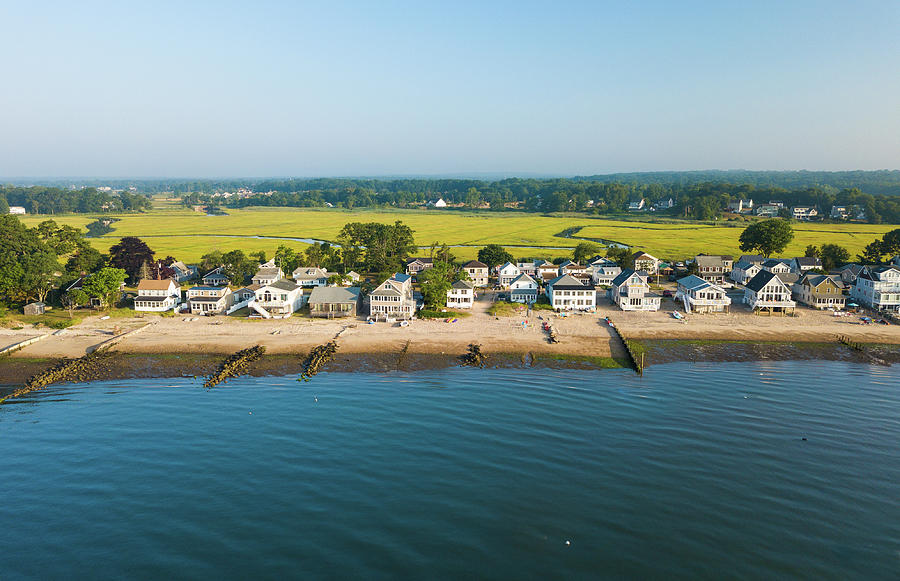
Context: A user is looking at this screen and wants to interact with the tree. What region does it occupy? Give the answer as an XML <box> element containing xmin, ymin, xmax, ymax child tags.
<box><xmin>605</xmin><ymin>246</ymin><xmax>630</xmax><ymax>267</ymax></box>
<box><xmin>573</xmin><ymin>242</ymin><xmax>601</xmax><ymax>264</ymax></box>
<box><xmin>108</xmin><ymin>237</ymin><xmax>155</xmax><ymax>282</ymax></box>
<box><xmin>804</xmin><ymin>245</ymin><xmax>820</xmax><ymax>258</ymax></box>
<box><xmin>819</xmin><ymin>243</ymin><xmax>850</xmax><ymax>271</ymax></box>
<box><xmin>221</xmin><ymin>250</ymin><xmax>255</xmax><ymax>285</ymax></box>
<box><xmin>250</xmin><ymin>250</ymin><xmax>268</xmax><ymax>264</ymax></box>
<box><xmin>881</xmin><ymin>229</ymin><xmax>900</xmax><ymax>257</ymax></box>
<box><xmin>66</xmin><ymin>242</ymin><xmax>105</xmax><ymax>275</ymax></box>
<box><xmin>858</xmin><ymin>240</ymin><xmax>884</xmax><ymax>264</ymax></box>
<box><xmin>418</xmin><ymin>261</ymin><xmax>454</xmax><ymax>309</ymax></box>
<box><xmin>477</xmin><ymin>244</ymin><xmax>514</xmax><ymax>267</ymax></box>
<box><xmin>82</xmin><ymin>267</ymin><xmax>127</xmax><ymax>309</ymax></box>
<box><xmin>305</xmin><ymin>243</ymin><xmax>326</xmax><ymax>267</ymax></box>
<box><xmin>62</xmin><ymin>289</ymin><xmax>88</xmax><ymax>318</ymax></box>
<box><xmin>0</xmin><ymin>215</ymin><xmax>61</xmax><ymax>304</ymax></box>
<box><xmin>738</xmin><ymin>219</ymin><xmax>794</xmax><ymax>257</ymax></box>
<box><xmin>274</xmin><ymin>244</ymin><xmax>302</xmax><ymax>274</ymax></box>
<box><xmin>338</xmin><ymin>221</ymin><xmax>416</xmax><ymax>273</ymax></box>
<box><xmin>200</xmin><ymin>250</ymin><xmax>224</xmax><ymax>274</ymax></box>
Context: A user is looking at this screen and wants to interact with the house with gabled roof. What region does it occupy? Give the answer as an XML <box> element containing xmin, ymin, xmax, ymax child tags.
<box><xmin>249</xmin><ymin>279</ymin><xmax>305</xmax><ymax>319</ymax></box>
<box><xmin>446</xmin><ymin>280</ymin><xmax>476</xmax><ymax>309</ymax></box>
<box><xmin>405</xmin><ymin>257</ymin><xmax>434</xmax><ymax>277</ymax></box>
<box><xmin>731</xmin><ymin>259</ymin><xmax>762</xmax><ymax>285</ymax></box>
<box><xmin>675</xmin><ymin>275</ymin><xmax>731</xmax><ymax>313</ymax></box>
<box><xmin>629</xmin><ymin>252</ymin><xmax>659</xmax><ymax>275</ymax></box>
<box><xmin>761</xmin><ymin>259</ymin><xmax>792</xmax><ymax>274</ymax></box>
<box><xmin>201</xmin><ymin>266</ymin><xmax>229</xmax><ymax>287</ymax></box>
<box><xmin>293</xmin><ymin>267</ymin><xmax>330</xmax><ymax>287</ymax></box>
<box><xmin>497</xmin><ymin>262</ymin><xmax>521</xmax><ymax>287</ymax></box>
<box><xmin>557</xmin><ymin>260</ymin><xmax>587</xmax><ymax>277</ymax></box>
<box><xmin>794</xmin><ymin>273</ymin><xmax>846</xmax><ymax>310</ymax></box>
<box><xmin>744</xmin><ymin>271</ymin><xmax>796</xmax><ymax>313</ymax></box>
<box><xmin>134</xmin><ymin>279</ymin><xmax>181</xmax><ymax>312</ymax></box>
<box><xmin>609</xmin><ymin>269</ymin><xmax>660</xmax><ymax>311</ymax></box>
<box><xmin>592</xmin><ymin>264</ymin><xmax>622</xmax><ymax>286</ymax></box>
<box><xmin>308</xmin><ymin>286</ymin><xmax>361</xmax><ymax>318</ymax></box>
<box><xmin>252</xmin><ymin>265</ymin><xmax>284</xmax><ymax>286</ymax></box>
<box><xmin>368</xmin><ymin>273</ymin><xmax>415</xmax><ymax>320</ymax></box>
<box><xmin>462</xmin><ymin>260</ymin><xmax>489</xmax><ymax>287</ymax></box>
<box><xmin>791</xmin><ymin>256</ymin><xmax>823</xmax><ymax>274</ymax></box>
<box><xmin>169</xmin><ymin>261</ymin><xmax>197</xmax><ymax>282</ymax></box>
<box><xmin>545</xmin><ymin>274</ymin><xmax>596</xmax><ymax>311</ymax></box>
<box><xmin>850</xmin><ymin>266</ymin><xmax>900</xmax><ymax>312</ymax></box>
<box><xmin>509</xmin><ymin>273</ymin><xmax>539</xmax><ymax>304</ymax></box>
<box><xmin>835</xmin><ymin>263</ymin><xmax>865</xmax><ymax>285</ymax></box>
<box><xmin>186</xmin><ymin>285</ymin><xmax>232</xmax><ymax>315</ymax></box>
<box><xmin>695</xmin><ymin>254</ymin><xmax>733</xmax><ymax>284</ymax></box>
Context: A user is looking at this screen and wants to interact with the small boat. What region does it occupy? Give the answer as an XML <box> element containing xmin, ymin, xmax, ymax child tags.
<box><xmin>671</xmin><ymin>311</ymin><xmax>684</xmax><ymax>320</ymax></box>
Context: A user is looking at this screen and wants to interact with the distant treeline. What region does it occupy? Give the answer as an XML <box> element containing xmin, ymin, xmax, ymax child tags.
<box><xmin>0</xmin><ymin>186</ymin><xmax>152</xmax><ymax>215</ymax></box>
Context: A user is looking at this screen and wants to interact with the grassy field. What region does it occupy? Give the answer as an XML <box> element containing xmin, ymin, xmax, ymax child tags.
<box><xmin>19</xmin><ymin>205</ymin><xmax>895</xmax><ymax>263</ymax></box>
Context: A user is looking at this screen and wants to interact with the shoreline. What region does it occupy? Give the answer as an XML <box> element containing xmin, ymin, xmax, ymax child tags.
<box><xmin>2</xmin><ymin>340</ymin><xmax>897</xmax><ymax>388</ymax></box>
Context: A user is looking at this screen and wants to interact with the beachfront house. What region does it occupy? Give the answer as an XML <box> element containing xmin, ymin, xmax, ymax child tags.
<box><xmin>368</xmin><ymin>273</ymin><xmax>415</xmax><ymax>320</ymax></box>
<box><xmin>609</xmin><ymin>270</ymin><xmax>661</xmax><ymax>311</ymax></box>
<box><xmin>249</xmin><ymin>280</ymin><xmax>305</xmax><ymax>319</ymax></box>
<box><xmin>462</xmin><ymin>260</ymin><xmax>489</xmax><ymax>287</ymax></box>
<box><xmin>201</xmin><ymin>266</ymin><xmax>229</xmax><ymax>287</ymax></box>
<box><xmin>675</xmin><ymin>275</ymin><xmax>731</xmax><ymax>313</ymax></box>
<box><xmin>761</xmin><ymin>259</ymin><xmax>792</xmax><ymax>274</ymax></box>
<box><xmin>629</xmin><ymin>252</ymin><xmax>659</xmax><ymax>275</ymax></box>
<box><xmin>537</xmin><ymin>261</ymin><xmax>559</xmax><ymax>283</ymax></box>
<box><xmin>730</xmin><ymin>260</ymin><xmax>762</xmax><ymax>285</ymax></box>
<box><xmin>252</xmin><ymin>264</ymin><xmax>284</xmax><ymax>286</ymax></box>
<box><xmin>791</xmin><ymin>257</ymin><xmax>823</xmax><ymax>274</ymax></box>
<box><xmin>509</xmin><ymin>273</ymin><xmax>539</xmax><ymax>304</ymax></box>
<box><xmin>695</xmin><ymin>254</ymin><xmax>733</xmax><ymax>284</ymax></box>
<box><xmin>744</xmin><ymin>271</ymin><xmax>796</xmax><ymax>313</ymax></box>
<box><xmin>497</xmin><ymin>262</ymin><xmax>521</xmax><ymax>287</ymax></box>
<box><xmin>292</xmin><ymin>267</ymin><xmax>330</xmax><ymax>288</ymax></box>
<box><xmin>134</xmin><ymin>278</ymin><xmax>181</xmax><ymax>312</ymax></box>
<box><xmin>794</xmin><ymin>274</ymin><xmax>846</xmax><ymax>310</ymax></box>
<box><xmin>545</xmin><ymin>274</ymin><xmax>596</xmax><ymax>311</ymax></box>
<box><xmin>446</xmin><ymin>280</ymin><xmax>476</xmax><ymax>309</ymax></box>
<box><xmin>850</xmin><ymin>266</ymin><xmax>900</xmax><ymax>313</ymax></box>
<box><xmin>186</xmin><ymin>285</ymin><xmax>232</xmax><ymax>315</ymax></box>
<box><xmin>592</xmin><ymin>264</ymin><xmax>622</xmax><ymax>286</ymax></box>
<box><xmin>308</xmin><ymin>286</ymin><xmax>361</xmax><ymax>318</ymax></box>
<box><xmin>405</xmin><ymin>257</ymin><xmax>434</xmax><ymax>277</ymax></box>
<box><xmin>170</xmin><ymin>261</ymin><xmax>198</xmax><ymax>282</ymax></box>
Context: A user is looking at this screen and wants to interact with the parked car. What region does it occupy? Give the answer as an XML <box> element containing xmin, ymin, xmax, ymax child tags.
<box><xmin>662</xmin><ymin>290</ymin><xmax>674</xmax><ymax>298</ymax></box>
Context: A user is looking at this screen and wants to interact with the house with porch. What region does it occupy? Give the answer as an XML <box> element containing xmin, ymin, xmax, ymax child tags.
<box><xmin>509</xmin><ymin>273</ymin><xmax>539</xmax><ymax>304</ymax></box>
<box><xmin>252</xmin><ymin>264</ymin><xmax>284</xmax><ymax>286</ymax></box>
<box><xmin>497</xmin><ymin>262</ymin><xmax>521</xmax><ymax>287</ymax></box>
<box><xmin>170</xmin><ymin>261</ymin><xmax>197</xmax><ymax>282</ymax></box>
<box><xmin>308</xmin><ymin>286</ymin><xmax>361</xmax><ymax>318</ymax></box>
<box><xmin>592</xmin><ymin>264</ymin><xmax>622</xmax><ymax>286</ymax></box>
<box><xmin>515</xmin><ymin>261</ymin><xmax>539</xmax><ymax>277</ymax></box>
<box><xmin>695</xmin><ymin>254</ymin><xmax>734</xmax><ymax>284</ymax></box>
<box><xmin>545</xmin><ymin>275</ymin><xmax>596</xmax><ymax>311</ymax></box>
<box><xmin>675</xmin><ymin>275</ymin><xmax>731</xmax><ymax>313</ymax></box>
<box><xmin>609</xmin><ymin>270</ymin><xmax>661</xmax><ymax>311</ymax></box>
<box><xmin>293</xmin><ymin>267</ymin><xmax>330</xmax><ymax>288</ymax></box>
<box><xmin>368</xmin><ymin>273</ymin><xmax>416</xmax><ymax>320</ymax></box>
<box><xmin>201</xmin><ymin>266</ymin><xmax>229</xmax><ymax>287</ymax></box>
<box><xmin>761</xmin><ymin>259</ymin><xmax>792</xmax><ymax>274</ymax></box>
<box><xmin>405</xmin><ymin>257</ymin><xmax>434</xmax><ymax>277</ymax></box>
<box><xmin>730</xmin><ymin>259</ymin><xmax>762</xmax><ymax>285</ymax></box>
<box><xmin>744</xmin><ymin>271</ymin><xmax>796</xmax><ymax>313</ymax></box>
<box><xmin>249</xmin><ymin>280</ymin><xmax>305</xmax><ymax>319</ymax></box>
<box><xmin>134</xmin><ymin>279</ymin><xmax>181</xmax><ymax>312</ymax></box>
<box><xmin>791</xmin><ymin>206</ymin><xmax>819</xmax><ymax>221</ymax></box>
<box><xmin>446</xmin><ymin>280</ymin><xmax>476</xmax><ymax>309</ymax></box>
<box><xmin>794</xmin><ymin>274</ymin><xmax>846</xmax><ymax>310</ymax></box>
<box><xmin>462</xmin><ymin>260</ymin><xmax>490</xmax><ymax>287</ymax></box>
<box><xmin>629</xmin><ymin>252</ymin><xmax>659</xmax><ymax>275</ymax></box>
<box><xmin>186</xmin><ymin>286</ymin><xmax>232</xmax><ymax>315</ymax></box>
<box><xmin>850</xmin><ymin>266</ymin><xmax>900</xmax><ymax>313</ymax></box>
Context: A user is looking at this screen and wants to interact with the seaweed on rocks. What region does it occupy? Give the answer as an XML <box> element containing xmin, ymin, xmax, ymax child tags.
<box><xmin>204</xmin><ymin>345</ymin><xmax>266</xmax><ymax>389</ymax></box>
<box><xmin>1</xmin><ymin>347</ymin><xmax>116</xmax><ymax>403</ymax></box>
<box><xmin>461</xmin><ymin>344</ymin><xmax>487</xmax><ymax>367</ymax></box>
<box><xmin>300</xmin><ymin>341</ymin><xmax>339</xmax><ymax>381</ymax></box>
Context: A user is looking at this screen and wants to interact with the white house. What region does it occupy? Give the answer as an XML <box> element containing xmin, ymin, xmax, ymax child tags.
<box><xmin>252</xmin><ymin>265</ymin><xmax>284</xmax><ymax>286</ymax></box>
<box><xmin>695</xmin><ymin>254</ymin><xmax>734</xmax><ymax>284</ymax></box>
<box><xmin>592</xmin><ymin>265</ymin><xmax>622</xmax><ymax>286</ymax></box>
<box><xmin>791</xmin><ymin>257</ymin><xmax>823</xmax><ymax>274</ymax></box>
<box><xmin>293</xmin><ymin>267</ymin><xmax>330</xmax><ymax>287</ymax></box>
<box><xmin>170</xmin><ymin>261</ymin><xmax>197</xmax><ymax>282</ymax></box>
<box><xmin>627</xmin><ymin>199</ymin><xmax>645</xmax><ymax>211</ymax></box>
<box><xmin>608</xmin><ymin>270</ymin><xmax>661</xmax><ymax>311</ymax></box>
<box><xmin>675</xmin><ymin>275</ymin><xmax>731</xmax><ymax>313</ymax></box>
<box><xmin>516</xmin><ymin>261</ymin><xmax>539</xmax><ymax>277</ymax></box>
<box><xmin>791</xmin><ymin>206</ymin><xmax>819</xmax><ymax>220</ymax></box>
<box><xmin>850</xmin><ymin>266</ymin><xmax>900</xmax><ymax>312</ymax></box>
<box><xmin>630</xmin><ymin>252</ymin><xmax>659</xmax><ymax>275</ymax></box>
<box><xmin>509</xmin><ymin>273</ymin><xmax>539</xmax><ymax>304</ymax></box>
<box><xmin>545</xmin><ymin>275</ymin><xmax>596</xmax><ymax>311</ymax></box>
<box><xmin>249</xmin><ymin>279</ymin><xmax>305</xmax><ymax>319</ymax></box>
<box><xmin>761</xmin><ymin>259</ymin><xmax>792</xmax><ymax>274</ymax></box>
<box><xmin>446</xmin><ymin>280</ymin><xmax>475</xmax><ymax>309</ymax></box>
<box><xmin>431</xmin><ymin>198</ymin><xmax>447</xmax><ymax>208</ymax></box>
<box><xmin>368</xmin><ymin>273</ymin><xmax>416</xmax><ymax>320</ymax></box>
<box><xmin>744</xmin><ymin>271</ymin><xmax>796</xmax><ymax>313</ymax></box>
<box><xmin>186</xmin><ymin>285</ymin><xmax>233</xmax><ymax>315</ymax></box>
<box><xmin>134</xmin><ymin>279</ymin><xmax>181</xmax><ymax>312</ymax></box>
<box><xmin>462</xmin><ymin>260</ymin><xmax>490</xmax><ymax>287</ymax></box>
<box><xmin>201</xmin><ymin>266</ymin><xmax>229</xmax><ymax>287</ymax></box>
<box><xmin>405</xmin><ymin>258</ymin><xmax>434</xmax><ymax>277</ymax></box>
<box><xmin>730</xmin><ymin>260</ymin><xmax>762</xmax><ymax>285</ymax></box>
<box><xmin>497</xmin><ymin>262</ymin><xmax>521</xmax><ymax>287</ymax></box>
<box><xmin>8</xmin><ymin>206</ymin><xmax>26</xmax><ymax>215</ymax></box>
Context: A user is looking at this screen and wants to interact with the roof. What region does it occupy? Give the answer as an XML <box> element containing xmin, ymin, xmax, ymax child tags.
<box><xmin>762</xmin><ymin>259</ymin><xmax>790</xmax><ymax>268</ymax></box>
<box><xmin>266</xmin><ymin>279</ymin><xmax>300</xmax><ymax>292</ymax></box>
<box><xmin>254</xmin><ymin>267</ymin><xmax>282</xmax><ymax>278</ymax></box>
<box><xmin>676</xmin><ymin>275</ymin><xmax>711</xmax><ymax>291</ymax></box>
<box><xmin>799</xmin><ymin>274</ymin><xmax>844</xmax><ymax>288</ymax></box>
<box><xmin>134</xmin><ymin>295</ymin><xmax>169</xmax><ymax>303</ymax></box>
<box><xmin>463</xmin><ymin>260</ymin><xmax>488</xmax><ymax>269</ymax></box>
<box><xmin>498</xmin><ymin>261</ymin><xmax>517</xmax><ymax>270</ymax></box>
<box><xmin>734</xmin><ymin>260</ymin><xmax>760</xmax><ymax>270</ymax></box>
<box><xmin>739</xmin><ymin>255</ymin><xmax>766</xmax><ymax>264</ymax></box>
<box><xmin>745</xmin><ymin>270</ymin><xmax>780</xmax><ymax>292</ymax></box>
<box><xmin>611</xmin><ymin>269</ymin><xmax>645</xmax><ymax>287</ymax></box>
<box><xmin>189</xmin><ymin>296</ymin><xmax>228</xmax><ymax>303</ymax></box>
<box><xmin>189</xmin><ymin>285</ymin><xmax>228</xmax><ymax>292</ymax></box>
<box><xmin>234</xmin><ymin>284</ymin><xmax>261</xmax><ymax>293</ymax></box>
<box><xmin>203</xmin><ymin>266</ymin><xmax>225</xmax><ymax>277</ymax></box>
<box><xmin>793</xmin><ymin>256</ymin><xmax>822</xmax><ymax>267</ymax></box>
<box><xmin>137</xmin><ymin>279</ymin><xmax>175</xmax><ymax>291</ymax></box>
<box><xmin>405</xmin><ymin>257</ymin><xmax>434</xmax><ymax>265</ymax></box>
<box><xmin>451</xmin><ymin>280</ymin><xmax>475</xmax><ymax>289</ymax></box>
<box><xmin>293</xmin><ymin>267</ymin><xmax>328</xmax><ymax>279</ymax></box>
<box><xmin>776</xmin><ymin>273</ymin><xmax>799</xmax><ymax>285</ymax></box>
<box><xmin>308</xmin><ymin>286</ymin><xmax>360</xmax><ymax>305</ymax></box>
<box><xmin>392</xmin><ymin>272</ymin><xmax>412</xmax><ymax>283</ymax></box>
<box><xmin>695</xmin><ymin>254</ymin><xmax>733</xmax><ymax>267</ymax></box>
<box><xmin>630</xmin><ymin>252</ymin><xmax>657</xmax><ymax>261</ymax></box>
<box><xmin>510</xmin><ymin>288</ymin><xmax>538</xmax><ymax>296</ymax></box>
<box><xmin>546</xmin><ymin>274</ymin><xmax>585</xmax><ymax>288</ymax></box>
<box><xmin>509</xmin><ymin>273</ymin><xmax>536</xmax><ymax>285</ymax></box>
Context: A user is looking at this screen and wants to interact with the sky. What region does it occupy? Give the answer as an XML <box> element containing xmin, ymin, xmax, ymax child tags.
<box><xmin>1</xmin><ymin>0</ymin><xmax>898</xmax><ymax>177</ymax></box>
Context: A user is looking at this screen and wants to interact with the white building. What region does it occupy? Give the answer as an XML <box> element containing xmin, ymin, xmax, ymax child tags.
<box><xmin>675</xmin><ymin>275</ymin><xmax>731</xmax><ymax>313</ymax></box>
<box><xmin>850</xmin><ymin>266</ymin><xmax>900</xmax><ymax>313</ymax></box>
<box><xmin>249</xmin><ymin>280</ymin><xmax>305</xmax><ymax>319</ymax></box>
<box><xmin>761</xmin><ymin>259</ymin><xmax>792</xmax><ymax>274</ymax></box>
<box><xmin>369</xmin><ymin>273</ymin><xmax>416</xmax><ymax>320</ymax></box>
<box><xmin>592</xmin><ymin>264</ymin><xmax>622</xmax><ymax>286</ymax></box>
<box><xmin>186</xmin><ymin>286</ymin><xmax>233</xmax><ymax>315</ymax></box>
<box><xmin>509</xmin><ymin>273</ymin><xmax>539</xmax><ymax>304</ymax></box>
<box><xmin>608</xmin><ymin>270</ymin><xmax>661</xmax><ymax>311</ymax></box>
<box><xmin>252</xmin><ymin>265</ymin><xmax>284</xmax><ymax>286</ymax></box>
<box><xmin>496</xmin><ymin>262</ymin><xmax>521</xmax><ymax>287</ymax></box>
<box><xmin>134</xmin><ymin>279</ymin><xmax>181</xmax><ymax>312</ymax></box>
<box><xmin>446</xmin><ymin>280</ymin><xmax>475</xmax><ymax>309</ymax></box>
<box><xmin>545</xmin><ymin>274</ymin><xmax>596</xmax><ymax>311</ymax></box>
<box><xmin>744</xmin><ymin>271</ymin><xmax>796</xmax><ymax>312</ymax></box>
<box><xmin>293</xmin><ymin>267</ymin><xmax>330</xmax><ymax>287</ymax></box>
<box><xmin>8</xmin><ymin>206</ymin><xmax>26</xmax><ymax>215</ymax></box>
<box><xmin>730</xmin><ymin>260</ymin><xmax>762</xmax><ymax>285</ymax></box>
<box><xmin>791</xmin><ymin>206</ymin><xmax>819</xmax><ymax>220</ymax></box>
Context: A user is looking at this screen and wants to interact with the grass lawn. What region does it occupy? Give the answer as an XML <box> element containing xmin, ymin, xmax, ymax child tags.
<box><xmin>19</xmin><ymin>207</ymin><xmax>895</xmax><ymax>263</ymax></box>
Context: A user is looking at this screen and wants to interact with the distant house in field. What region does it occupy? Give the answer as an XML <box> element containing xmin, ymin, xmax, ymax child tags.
<box><xmin>23</xmin><ymin>302</ymin><xmax>45</xmax><ymax>315</ymax></box>
<box><xmin>134</xmin><ymin>279</ymin><xmax>181</xmax><ymax>312</ymax></box>
<box><xmin>497</xmin><ymin>262</ymin><xmax>521</xmax><ymax>287</ymax></box>
<box><xmin>545</xmin><ymin>274</ymin><xmax>596</xmax><ymax>311</ymax></box>
<box><xmin>609</xmin><ymin>269</ymin><xmax>660</xmax><ymax>311</ymax></box>
<box><xmin>186</xmin><ymin>285</ymin><xmax>232</xmax><ymax>315</ymax></box>
<box><xmin>754</xmin><ymin>204</ymin><xmax>781</xmax><ymax>218</ymax></box>
<box><xmin>727</xmin><ymin>199</ymin><xmax>753</xmax><ymax>213</ymax></box>
<box><xmin>201</xmin><ymin>266</ymin><xmax>229</xmax><ymax>287</ymax></box>
<box><xmin>170</xmin><ymin>261</ymin><xmax>197</xmax><ymax>282</ymax></box>
<box><xmin>8</xmin><ymin>206</ymin><xmax>26</xmax><ymax>215</ymax></box>
<box><xmin>446</xmin><ymin>280</ymin><xmax>476</xmax><ymax>309</ymax></box>
<box><xmin>744</xmin><ymin>271</ymin><xmax>796</xmax><ymax>313</ymax></box>
<box><xmin>509</xmin><ymin>273</ymin><xmax>539</xmax><ymax>304</ymax></box>
<box><xmin>629</xmin><ymin>252</ymin><xmax>659</xmax><ymax>275</ymax></box>
<box><xmin>462</xmin><ymin>260</ymin><xmax>489</xmax><ymax>287</ymax></box>
<box><xmin>293</xmin><ymin>267</ymin><xmax>330</xmax><ymax>288</ymax></box>
<box><xmin>794</xmin><ymin>273</ymin><xmax>846</xmax><ymax>310</ymax></box>
<box><xmin>427</xmin><ymin>198</ymin><xmax>447</xmax><ymax>208</ymax></box>
<box><xmin>368</xmin><ymin>273</ymin><xmax>415</xmax><ymax>320</ymax></box>
<box><xmin>791</xmin><ymin>256</ymin><xmax>823</xmax><ymax>274</ymax></box>
<box><xmin>252</xmin><ymin>265</ymin><xmax>284</xmax><ymax>286</ymax></box>
<box><xmin>627</xmin><ymin>199</ymin><xmax>645</xmax><ymax>211</ymax></box>
<box><xmin>675</xmin><ymin>275</ymin><xmax>731</xmax><ymax>313</ymax></box>
<box><xmin>249</xmin><ymin>280</ymin><xmax>305</xmax><ymax>319</ymax></box>
<box><xmin>308</xmin><ymin>286</ymin><xmax>361</xmax><ymax>318</ymax></box>
<box><xmin>694</xmin><ymin>254</ymin><xmax>734</xmax><ymax>284</ymax></box>
<box><xmin>405</xmin><ymin>257</ymin><xmax>435</xmax><ymax>277</ymax></box>
<box><xmin>791</xmin><ymin>206</ymin><xmax>819</xmax><ymax>221</ymax></box>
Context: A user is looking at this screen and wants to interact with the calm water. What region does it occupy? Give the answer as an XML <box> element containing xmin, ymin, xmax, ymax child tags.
<box><xmin>2</xmin><ymin>362</ymin><xmax>899</xmax><ymax>580</ymax></box>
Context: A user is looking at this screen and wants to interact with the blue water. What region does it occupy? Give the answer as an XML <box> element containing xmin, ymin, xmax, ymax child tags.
<box><xmin>2</xmin><ymin>362</ymin><xmax>899</xmax><ymax>580</ymax></box>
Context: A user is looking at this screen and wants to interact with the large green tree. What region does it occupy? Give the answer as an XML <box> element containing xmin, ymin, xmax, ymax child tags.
<box><xmin>738</xmin><ymin>219</ymin><xmax>794</xmax><ymax>258</ymax></box>
<box><xmin>819</xmin><ymin>243</ymin><xmax>850</xmax><ymax>271</ymax></box>
<box><xmin>477</xmin><ymin>244</ymin><xmax>514</xmax><ymax>267</ymax></box>
<box><xmin>82</xmin><ymin>267</ymin><xmax>127</xmax><ymax>309</ymax></box>
<box><xmin>573</xmin><ymin>242</ymin><xmax>602</xmax><ymax>264</ymax></box>
<box><xmin>338</xmin><ymin>221</ymin><xmax>416</xmax><ymax>273</ymax></box>
<box><xmin>0</xmin><ymin>215</ymin><xmax>62</xmax><ymax>304</ymax></box>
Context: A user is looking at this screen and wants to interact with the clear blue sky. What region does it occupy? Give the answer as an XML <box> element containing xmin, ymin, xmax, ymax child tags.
<box><xmin>1</xmin><ymin>0</ymin><xmax>898</xmax><ymax>177</ymax></box>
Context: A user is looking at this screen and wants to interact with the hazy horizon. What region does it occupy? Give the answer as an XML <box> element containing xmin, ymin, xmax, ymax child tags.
<box><xmin>2</xmin><ymin>1</ymin><xmax>898</xmax><ymax>177</ymax></box>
